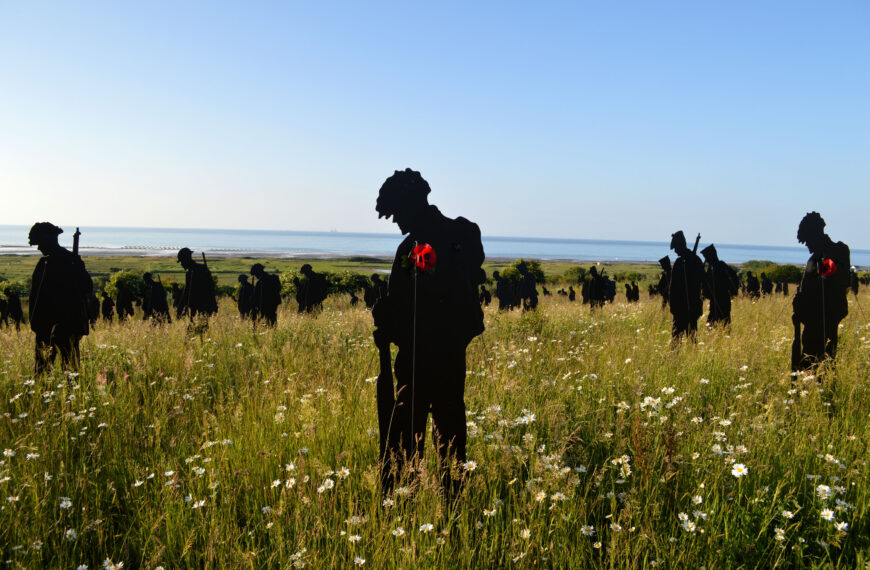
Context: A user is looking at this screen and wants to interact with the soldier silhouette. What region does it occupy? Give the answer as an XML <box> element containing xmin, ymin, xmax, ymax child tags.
<box><xmin>568</xmin><ymin>285</ymin><xmax>576</xmax><ymax>302</ymax></box>
<box><xmin>668</xmin><ymin>231</ymin><xmax>704</xmax><ymax>341</ymax></box>
<box><xmin>782</xmin><ymin>281</ymin><xmax>789</xmax><ymax>296</ymax></box>
<box><xmin>5</xmin><ymin>290</ymin><xmax>23</xmax><ymax>331</ymax></box>
<box><xmin>350</xmin><ymin>291</ymin><xmax>359</xmax><ymax>306</ymax></box>
<box><xmin>294</xmin><ymin>264</ymin><xmax>328</xmax><ymax>313</ymax></box>
<box><xmin>176</xmin><ymin>248</ymin><xmax>218</xmax><ymax>321</ymax></box>
<box><xmin>251</xmin><ymin>263</ymin><xmax>282</xmax><ymax>325</ymax></box>
<box><xmin>87</xmin><ymin>293</ymin><xmax>99</xmax><ymax>326</ymax></box>
<box><xmin>775</xmin><ymin>281</ymin><xmax>783</xmax><ymax>293</ymax></box>
<box><xmin>657</xmin><ymin>257</ymin><xmax>672</xmax><ymax>308</ymax></box>
<box><xmin>761</xmin><ymin>273</ymin><xmax>773</xmax><ymax>296</ymax></box>
<box><xmin>791</xmin><ymin>212</ymin><xmax>850</xmax><ymax>370</ymax></box>
<box><xmin>100</xmin><ymin>292</ymin><xmax>114</xmax><ymax>322</ymax></box>
<box><xmin>236</xmin><ymin>275</ymin><xmax>255</xmax><ymax>319</ymax></box>
<box><xmin>516</xmin><ymin>262</ymin><xmax>538</xmax><ymax>310</ymax></box>
<box><xmin>542</xmin><ymin>286</ymin><xmax>551</xmax><ymax>296</ymax></box>
<box><xmin>371</xmin><ymin>168</ymin><xmax>485</xmax><ymax>499</ymax></box>
<box><xmin>624</xmin><ymin>282</ymin><xmax>632</xmax><ymax>301</ymax></box>
<box><xmin>0</xmin><ymin>296</ymin><xmax>7</xmax><ymax>328</ymax></box>
<box><xmin>364</xmin><ymin>274</ymin><xmax>388</xmax><ymax>309</ymax></box>
<box><xmin>142</xmin><ymin>272</ymin><xmax>172</xmax><ymax>324</ymax></box>
<box><xmin>493</xmin><ymin>270</ymin><xmax>514</xmax><ymax>310</ymax></box>
<box><xmin>586</xmin><ymin>266</ymin><xmax>605</xmax><ymax>308</ymax></box>
<box><xmin>27</xmin><ymin>223</ymin><xmax>93</xmax><ymax>374</ymax></box>
<box><xmin>850</xmin><ymin>267</ymin><xmax>859</xmax><ymax>296</ymax></box>
<box><xmin>631</xmin><ymin>281</ymin><xmax>640</xmax><ymax>302</ymax></box>
<box><xmin>115</xmin><ymin>282</ymin><xmax>136</xmax><ymax>322</ymax></box>
<box><xmin>700</xmin><ymin>244</ymin><xmax>740</xmax><ymax>326</ymax></box>
<box><xmin>479</xmin><ymin>284</ymin><xmax>492</xmax><ymax>306</ymax></box>
<box><xmin>744</xmin><ymin>271</ymin><xmax>760</xmax><ymax>298</ymax></box>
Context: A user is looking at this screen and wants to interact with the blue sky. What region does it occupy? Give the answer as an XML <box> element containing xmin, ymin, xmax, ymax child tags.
<box><xmin>1</xmin><ymin>1</ymin><xmax>868</xmax><ymax>247</ymax></box>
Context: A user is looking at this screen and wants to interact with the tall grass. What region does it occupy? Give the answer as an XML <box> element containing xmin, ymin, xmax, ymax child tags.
<box><xmin>1</xmin><ymin>291</ymin><xmax>869</xmax><ymax>568</ymax></box>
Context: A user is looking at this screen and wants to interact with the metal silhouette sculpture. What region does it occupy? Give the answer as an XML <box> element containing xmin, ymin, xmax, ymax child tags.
<box><xmin>516</xmin><ymin>262</ymin><xmax>539</xmax><ymax>311</ymax></box>
<box><xmin>236</xmin><ymin>275</ymin><xmax>255</xmax><ymax>320</ymax></box>
<box><xmin>251</xmin><ymin>263</ymin><xmax>282</xmax><ymax>325</ymax></box>
<box><xmin>142</xmin><ymin>272</ymin><xmax>172</xmax><ymax>324</ymax></box>
<box><xmin>791</xmin><ymin>212</ymin><xmax>851</xmax><ymax>370</ymax></box>
<box><xmin>700</xmin><ymin>244</ymin><xmax>740</xmax><ymax>326</ymax></box>
<box><xmin>294</xmin><ymin>264</ymin><xmax>328</xmax><ymax>313</ymax></box>
<box><xmin>668</xmin><ymin>231</ymin><xmax>704</xmax><ymax>341</ymax></box>
<box><xmin>115</xmin><ymin>282</ymin><xmax>136</xmax><ymax>322</ymax></box>
<box><xmin>4</xmin><ymin>291</ymin><xmax>23</xmax><ymax>331</ymax></box>
<box><xmin>364</xmin><ymin>274</ymin><xmax>388</xmax><ymax>309</ymax></box>
<box><xmin>744</xmin><ymin>271</ymin><xmax>760</xmax><ymax>298</ymax></box>
<box><xmin>176</xmin><ymin>248</ymin><xmax>218</xmax><ymax>324</ymax></box>
<box><xmin>657</xmin><ymin>256</ymin><xmax>672</xmax><ymax>308</ymax></box>
<box><xmin>371</xmin><ymin>168</ymin><xmax>485</xmax><ymax>500</ymax></box>
<box><xmin>28</xmin><ymin>223</ymin><xmax>93</xmax><ymax>374</ymax></box>
<box><xmin>492</xmin><ymin>270</ymin><xmax>515</xmax><ymax>310</ymax></box>
<box><xmin>100</xmin><ymin>292</ymin><xmax>115</xmax><ymax>322</ymax></box>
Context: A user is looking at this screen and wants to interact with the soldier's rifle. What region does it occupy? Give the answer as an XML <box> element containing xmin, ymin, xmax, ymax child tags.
<box><xmin>692</xmin><ymin>233</ymin><xmax>701</xmax><ymax>255</ymax></box>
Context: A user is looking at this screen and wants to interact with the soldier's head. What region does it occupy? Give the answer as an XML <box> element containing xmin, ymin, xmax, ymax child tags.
<box><xmin>376</xmin><ymin>168</ymin><xmax>431</xmax><ymax>234</ymax></box>
<box><xmin>250</xmin><ymin>263</ymin><xmax>265</xmax><ymax>278</ymax></box>
<box><xmin>27</xmin><ymin>222</ymin><xmax>63</xmax><ymax>253</ymax></box>
<box><xmin>797</xmin><ymin>212</ymin><xmax>827</xmax><ymax>253</ymax></box>
<box><xmin>238</xmin><ymin>275</ymin><xmax>248</xmax><ymax>284</ymax></box>
<box><xmin>517</xmin><ymin>262</ymin><xmax>528</xmax><ymax>275</ymax></box>
<box><xmin>700</xmin><ymin>244</ymin><xmax>718</xmax><ymax>264</ymax></box>
<box><xmin>746</xmin><ymin>271</ymin><xmax>753</xmax><ymax>277</ymax></box>
<box><xmin>658</xmin><ymin>256</ymin><xmax>671</xmax><ymax>272</ymax></box>
<box><xmin>761</xmin><ymin>272</ymin><xmax>767</xmax><ymax>279</ymax></box>
<box><xmin>371</xmin><ymin>274</ymin><xmax>381</xmax><ymax>283</ymax></box>
<box><xmin>143</xmin><ymin>272</ymin><xmax>153</xmax><ymax>283</ymax></box>
<box><xmin>589</xmin><ymin>266</ymin><xmax>598</xmax><ymax>276</ymax></box>
<box><xmin>669</xmin><ymin>231</ymin><xmax>687</xmax><ymax>252</ymax></box>
<box><xmin>176</xmin><ymin>247</ymin><xmax>194</xmax><ymax>269</ymax></box>
<box><xmin>492</xmin><ymin>270</ymin><xmax>500</xmax><ymax>279</ymax></box>
<box><xmin>300</xmin><ymin>264</ymin><xmax>313</xmax><ymax>276</ymax></box>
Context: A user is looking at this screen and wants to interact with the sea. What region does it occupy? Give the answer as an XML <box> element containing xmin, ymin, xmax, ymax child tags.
<box><xmin>1</xmin><ymin>225</ymin><xmax>868</xmax><ymax>267</ymax></box>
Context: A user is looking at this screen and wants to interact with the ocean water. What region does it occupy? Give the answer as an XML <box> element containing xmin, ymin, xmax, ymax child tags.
<box><xmin>1</xmin><ymin>225</ymin><xmax>868</xmax><ymax>266</ymax></box>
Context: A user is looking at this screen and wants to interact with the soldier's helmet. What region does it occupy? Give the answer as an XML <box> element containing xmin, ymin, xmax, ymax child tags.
<box><xmin>658</xmin><ymin>256</ymin><xmax>671</xmax><ymax>271</ymax></box>
<box><xmin>250</xmin><ymin>263</ymin><xmax>265</xmax><ymax>277</ymax></box>
<box><xmin>376</xmin><ymin>168</ymin><xmax>431</xmax><ymax>219</ymax></box>
<box><xmin>700</xmin><ymin>244</ymin><xmax>718</xmax><ymax>262</ymax></box>
<box><xmin>670</xmin><ymin>231</ymin><xmax>686</xmax><ymax>250</ymax></box>
<box><xmin>176</xmin><ymin>247</ymin><xmax>193</xmax><ymax>263</ymax></box>
<box><xmin>371</xmin><ymin>274</ymin><xmax>380</xmax><ymax>282</ymax></box>
<box><xmin>238</xmin><ymin>275</ymin><xmax>248</xmax><ymax>283</ymax></box>
<box><xmin>797</xmin><ymin>212</ymin><xmax>825</xmax><ymax>244</ymax></box>
<box><xmin>28</xmin><ymin>222</ymin><xmax>63</xmax><ymax>246</ymax></box>
<box><xmin>143</xmin><ymin>272</ymin><xmax>152</xmax><ymax>281</ymax></box>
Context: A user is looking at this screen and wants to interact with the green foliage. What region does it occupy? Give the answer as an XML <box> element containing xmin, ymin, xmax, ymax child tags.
<box><xmin>561</xmin><ymin>266</ymin><xmax>587</xmax><ymax>284</ymax></box>
<box><xmin>501</xmin><ymin>258</ymin><xmax>545</xmax><ymax>283</ymax></box>
<box><xmin>105</xmin><ymin>270</ymin><xmax>147</xmax><ymax>298</ymax></box>
<box><xmin>0</xmin><ymin>278</ymin><xmax>29</xmax><ymax>297</ymax></box>
<box><xmin>742</xmin><ymin>260</ymin><xmax>802</xmax><ymax>283</ymax></box>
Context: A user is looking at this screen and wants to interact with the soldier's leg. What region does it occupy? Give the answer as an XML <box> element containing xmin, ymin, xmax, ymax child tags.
<box><xmin>390</xmin><ymin>351</ymin><xmax>429</xmax><ymax>485</ymax></box>
<box><xmin>824</xmin><ymin>324</ymin><xmax>840</xmax><ymax>361</ymax></box>
<box><xmin>56</xmin><ymin>336</ymin><xmax>80</xmax><ymax>371</ymax></box>
<box><xmin>801</xmin><ymin>324</ymin><xmax>826</xmax><ymax>365</ymax></box>
<box><xmin>34</xmin><ymin>333</ymin><xmax>53</xmax><ymax>376</ymax></box>
<box><xmin>429</xmin><ymin>350</ymin><xmax>468</xmax><ymax>500</ymax></box>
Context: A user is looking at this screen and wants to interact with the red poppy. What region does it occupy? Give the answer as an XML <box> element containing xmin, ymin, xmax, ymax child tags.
<box><xmin>410</xmin><ymin>243</ymin><xmax>437</xmax><ymax>272</ymax></box>
<box><xmin>819</xmin><ymin>258</ymin><xmax>836</xmax><ymax>277</ymax></box>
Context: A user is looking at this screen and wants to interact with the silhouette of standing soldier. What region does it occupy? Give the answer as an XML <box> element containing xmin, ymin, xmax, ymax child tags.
<box><xmin>631</xmin><ymin>281</ymin><xmax>640</xmax><ymax>302</ymax></box>
<box><xmin>364</xmin><ymin>274</ymin><xmax>388</xmax><ymax>309</ymax></box>
<box><xmin>28</xmin><ymin>223</ymin><xmax>93</xmax><ymax>374</ymax></box>
<box><xmin>251</xmin><ymin>263</ymin><xmax>282</xmax><ymax>326</ymax></box>
<box><xmin>100</xmin><ymin>292</ymin><xmax>114</xmax><ymax>322</ymax></box>
<box><xmin>236</xmin><ymin>275</ymin><xmax>255</xmax><ymax>319</ymax></box>
<box><xmin>142</xmin><ymin>272</ymin><xmax>172</xmax><ymax>323</ymax></box>
<box><xmin>586</xmin><ymin>266</ymin><xmax>605</xmax><ymax>308</ymax></box>
<box><xmin>657</xmin><ymin>257</ymin><xmax>672</xmax><ymax>308</ymax></box>
<box><xmin>516</xmin><ymin>262</ymin><xmax>538</xmax><ymax>311</ymax></box>
<box><xmin>5</xmin><ymin>290</ymin><xmax>23</xmax><ymax>331</ymax></box>
<box><xmin>176</xmin><ymin>248</ymin><xmax>218</xmax><ymax>322</ymax></box>
<box><xmin>479</xmin><ymin>284</ymin><xmax>491</xmax><ymax>306</ymax></box>
<box><xmin>668</xmin><ymin>231</ymin><xmax>704</xmax><ymax>341</ymax></box>
<box><xmin>700</xmin><ymin>244</ymin><xmax>739</xmax><ymax>326</ymax></box>
<box><xmin>791</xmin><ymin>212</ymin><xmax>850</xmax><ymax>370</ymax></box>
<box><xmin>0</xmin><ymin>296</ymin><xmax>7</xmax><ymax>328</ymax></box>
<box><xmin>744</xmin><ymin>271</ymin><xmax>760</xmax><ymax>298</ymax></box>
<box><xmin>371</xmin><ymin>169</ymin><xmax>485</xmax><ymax>499</ymax></box>
<box><xmin>761</xmin><ymin>273</ymin><xmax>773</xmax><ymax>296</ymax></box>
<box><xmin>115</xmin><ymin>282</ymin><xmax>135</xmax><ymax>322</ymax></box>
<box><xmin>850</xmin><ymin>267</ymin><xmax>859</xmax><ymax>296</ymax></box>
<box><xmin>568</xmin><ymin>285</ymin><xmax>576</xmax><ymax>301</ymax></box>
<box><xmin>493</xmin><ymin>270</ymin><xmax>514</xmax><ymax>310</ymax></box>
<box><xmin>294</xmin><ymin>264</ymin><xmax>328</xmax><ymax>313</ymax></box>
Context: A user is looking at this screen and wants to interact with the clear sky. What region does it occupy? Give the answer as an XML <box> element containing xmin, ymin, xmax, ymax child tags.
<box><xmin>1</xmin><ymin>1</ymin><xmax>868</xmax><ymax>247</ymax></box>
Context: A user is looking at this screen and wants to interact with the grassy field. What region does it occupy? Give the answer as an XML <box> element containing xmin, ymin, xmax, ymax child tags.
<box><xmin>1</xmin><ymin>287</ymin><xmax>869</xmax><ymax>568</ymax></box>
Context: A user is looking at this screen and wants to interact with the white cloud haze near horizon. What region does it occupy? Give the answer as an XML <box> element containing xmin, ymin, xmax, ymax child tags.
<box><xmin>1</xmin><ymin>2</ymin><xmax>868</xmax><ymax>248</ymax></box>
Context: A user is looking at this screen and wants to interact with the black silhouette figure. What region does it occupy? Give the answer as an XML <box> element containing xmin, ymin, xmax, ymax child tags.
<box><xmin>142</xmin><ymin>272</ymin><xmax>172</xmax><ymax>324</ymax></box>
<box><xmin>350</xmin><ymin>291</ymin><xmax>359</xmax><ymax>306</ymax></box>
<box><xmin>0</xmin><ymin>296</ymin><xmax>7</xmax><ymax>328</ymax></box>
<box><xmin>236</xmin><ymin>275</ymin><xmax>255</xmax><ymax>319</ymax></box>
<box><xmin>791</xmin><ymin>212</ymin><xmax>850</xmax><ymax>370</ymax></box>
<box><xmin>775</xmin><ymin>281</ymin><xmax>783</xmax><ymax>293</ymax></box>
<box><xmin>493</xmin><ymin>270</ymin><xmax>515</xmax><ymax>310</ymax></box>
<box><xmin>27</xmin><ymin>223</ymin><xmax>93</xmax><ymax>374</ymax></box>
<box><xmin>631</xmin><ymin>281</ymin><xmax>640</xmax><ymax>302</ymax></box>
<box><xmin>176</xmin><ymin>248</ymin><xmax>218</xmax><ymax>319</ymax></box>
<box><xmin>4</xmin><ymin>291</ymin><xmax>23</xmax><ymax>331</ymax></box>
<box><xmin>115</xmin><ymin>283</ymin><xmax>135</xmax><ymax>322</ymax></box>
<box><xmin>364</xmin><ymin>274</ymin><xmax>388</xmax><ymax>309</ymax></box>
<box><xmin>479</xmin><ymin>285</ymin><xmax>491</xmax><ymax>306</ymax></box>
<box><xmin>744</xmin><ymin>271</ymin><xmax>760</xmax><ymax>298</ymax></box>
<box><xmin>100</xmin><ymin>292</ymin><xmax>114</xmax><ymax>322</ymax></box>
<box><xmin>657</xmin><ymin>257</ymin><xmax>672</xmax><ymax>308</ymax></box>
<box><xmin>850</xmin><ymin>267</ymin><xmax>860</xmax><ymax>296</ymax></box>
<box><xmin>251</xmin><ymin>263</ymin><xmax>282</xmax><ymax>325</ymax></box>
<box><xmin>700</xmin><ymin>244</ymin><xmax>740</xmax><ymax>326</ymax></box>
<box><xmin>668</xmin><ymin>231</ymin><xmax>704</xmax><ymax>341</ymax></box>
<box><xmin>761</xmin><ymin>273</ymin><xmax>773</xmax><ymax>296</ymax></box>
<box><xmin>568</xmin><ymin>286</ymin><xmax>576</xmax><ymax>302</ymax></box>
<box><xmin>371</xmin><ymin>168</ymin><xmax>485</xmax><ymax>499</ymax></box>
<box><xmin>542</xmin><ymin>286</ymin><xmax>551</xmax><ymax>296</ymax></box>
<box><xmin>87</xmin><ymin>293</ymin><xmax>99</xmax><ymax>326</ymax></box>
<box><xmin>294</xmin><ymin>264</ymin><xmax>328</xmax><ymax>313</ymax></box>
<box><xmin>584</xmin><ymin>266</ymin><xmax>606</xmax><ymax>308</ymax></box>
<box><xmin>782</xmin><ymin>281</ymin><xmax>789</xmax><ymax>296</ymax></box>
<box><xmin>516</xmin><ymin>262</ymin><xmax>538</xmax><ymax>311</ymax></box>
<box><xmin>169</xmin><ymin>283</ymin><xmax>183</xmax><ymax>318</ymax></box>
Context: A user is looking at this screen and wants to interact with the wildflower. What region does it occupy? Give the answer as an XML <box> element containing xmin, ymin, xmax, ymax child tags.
<box><xmin>285</xmin><ymin>478</ymin><xmax>296</xmax><ymax>488</ymax></box>
<box><xmin>834</xmin><ymin>521</ymin><xmax>848</xmax><ymax>532</ymax></box>
<box><xmin>164</xmin><ymin>471</ymin><xmax>175</xmax><ymax>477</ymax></box>
<box><xmin>392</xmin><ymin>527</ymin><xmax>406</xmax><ymax>537</ymax></box>
<box><xmin>134</xmin><ymin>480</ymin><xmax>144</xmax><ymax>487</ymax></box>
<box><xmin>483</xmin><ymin>508</ymin><xmax>497</xmax><ymax>517</ymax></box>
<box><xmin>610</xmin><ymin>523</ymin><xmax>622</xmax><ymax>532</ymax></box>
<box><xmin>731</xmin><ymin>463</ymin><xmax>748</xmax><ymax>478</ymax></box>
<box><xmin>520</xmin><ymin>528</ymin><xmax>531</xmax><ymax>539</ymax></box>
<box><xmin>274</xmin><ymin>412</ymin><xmax>285</xmax><ymax>423</ymax></box>
<box><xmin>60</xmin><ymin>497</ymin><xmax>73</xmax><ymax>509</ymax></box>
<box><xmin>593</xmin><ymin>541</ymin><xmax>602</xmax><ymax>549</ymax></box>
<box><xmin>25</xmin><ymin>453</ymin><xmax>39</xmax><ymax>461</ymax></box>
<box><xmin>692</xmin><ymin>495</ymin><xmax>703</xmax><ymax>505</ymax></box>
<box><xmin>337</xmin><ymin>467</ymin><xmax>350</xmax><ymax>479</ymax></box>
<box><xmin>354</xmin><ymin>558</ymin><xmax>365</xmax><ymax>566</ymax></box>
<box><xmin>103</xmin><ymin>560</ymin><xmax>124</xmax><ymax>570</ymax></box>
<box><xmin>691</xmin><ymin>417</ymin><xmax>703</xmax><ymax>424</ymax></box>
<box><xmin>3</xmin><ymin>449</ymin><xmax>14</xmax><ymax>458</ymax></box>
<box><xmin>463</xmin><ymin>460</ymin><xmax>478</xmax><ymax>472</ymax></box>
<box><xmin>382</xmin><ymin>498</ymin><xmax>394</xmax><ymax>508</ymax></box>
<box><xmin>816</xmin><ymin>485</ymin><xmax>832</xmax><ymax>500</ymax></box>
<box><xmin>782</xmin><ymin>510</ymin><xmax>794</xmax><ymax>519</ymax></box>
<box><xmin>678</xmin><ymin>512</ymin><xmax>689</xmax><ymax>522</ymax></box>
<box><xmin>349</xmin><ymin>535</ymin><xmax>361</xmax><ymax>542</ymax></box>
<box><xmin>820</xmin><ymin>509</ymin><xmax>834</xmax><ymax>521</ymax></box>
<box><xmin>535</xmin><ymin>491</ymin><xmax>547</xmax><ymax>502</ymax></box>
<box><xmin>271</xmin><ymin>479</ymin><xmax>281</xmax><ymax>488</ymax></box>
<box><xmin>262</xmin><ymin>506</ymin><xmax>272</xmax><ymax>514</ymax></box>
<box><xmin>774</xmin><ymin>528</ymin><xmax>785</xmax><ymax>541</ymax></box>
<box><xmin>681</xmin><ymin>520</ymin><xmax>696</xmax><ymax>533</ymax></box>
<box><xmin>65</xmin><ymin>528</ymin><xmax>78</xmax><ymax>541</ymax></box>
<box><xmin>580</xmin><ymin>525</ymin><xmax>595</xmax><ymax>536</ymax></box>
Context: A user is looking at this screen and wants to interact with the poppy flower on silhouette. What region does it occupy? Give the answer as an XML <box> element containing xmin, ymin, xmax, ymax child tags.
<box><xmin>819</xmin><ymin>258</ymin><xmax>837</xmax><ymax>277</ymax></box>
<box><xmin>410</xmin><ymin>243</ymin><xmax>437</xmax><ymax>272</ymax></box>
